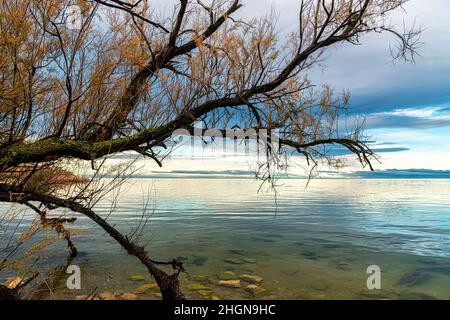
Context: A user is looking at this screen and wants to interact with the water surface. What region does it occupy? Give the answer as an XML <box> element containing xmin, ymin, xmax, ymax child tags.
<box><xmin>2</xmin><ymin>178</ymin><xmax>450</xmax><ymax>300</ymax></box>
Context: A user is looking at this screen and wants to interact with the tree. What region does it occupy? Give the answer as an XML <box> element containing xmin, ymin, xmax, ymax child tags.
<box><xmin>0</xmin><ymin>0</ymin><xmax>419</xmax><ymax>300</ymax></box>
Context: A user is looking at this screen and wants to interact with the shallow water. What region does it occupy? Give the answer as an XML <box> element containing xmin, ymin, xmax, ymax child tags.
<box><xmin>2</xmin><ymin>178</ymin><xmax>450</xmax><ymax>300</ymax></box>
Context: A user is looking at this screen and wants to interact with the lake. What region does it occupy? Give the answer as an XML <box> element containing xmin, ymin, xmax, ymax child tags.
<box><xmin>2</xmin><ymin>177</ymin><xmax>450</xmax><ymax>300</ymax></box>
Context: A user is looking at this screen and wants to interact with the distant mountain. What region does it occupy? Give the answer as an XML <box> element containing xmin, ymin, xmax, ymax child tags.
<box><xmin>142</xmin><ymin>169</ymin><xmax>450</xmax><ymax>179</ymax></box>
<box><xmin>168</xmin><ymin>170</ymin><xmax>255</xmax><ymax>175</ymax></box>
<box><xmin>348</xmin><ymin>169</ymin><xmax>450</xmax><ymax>179</ymax></box>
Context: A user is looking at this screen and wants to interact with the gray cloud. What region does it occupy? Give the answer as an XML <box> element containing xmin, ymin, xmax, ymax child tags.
<box><xmin>372</xmin><ymin>147</ymin><xmax>410</xmax><ymax>153</ymax></box>
<box><xmin>306</xmin><ymin>0</ymin><xmax>450</xmax><ymax>115</ymax></box>
<box><xmin>148</xmin><ymin>1</ymin><xmax>450</xmax><ymax>118</ymax></box>
<box><xmin>364</xmin><ymin>115</ymin><xmax>450</xmax><ymax>130</ymax></box>
<box><xmin>325</xmin><ymin>145</ymin><xmax>410</xmax><ymax>157</ymax></box>
<box><xmin>376</xmin><ymin>142</ymin><xmax>401</xmax><ymax>146</ymax></box>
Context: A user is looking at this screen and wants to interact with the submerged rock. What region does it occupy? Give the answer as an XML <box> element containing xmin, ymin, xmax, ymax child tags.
<box><xmin>191</xmin><ymin>256</ymin><xmax>208</xmax><ymax>266</ymax></box>
<box><xmin>189</xmin><ymin>283</ymin><xmax>210</xmax><ymax>291</ymax></box>
<box><xmin>301</xmin><ymin>251</ymin><xmax>319</xmax><ymax>260</ymax></box>
<box><xmin>416</xmin><ymin>259</ymin><xmax>438</xmax><ymax>266</ymax></box>
<box><xmin>135</xmin><ymin>283</ymin><xmax>158</xmax><ymax>294</ymax></box>
<box><xmin>177</xmin><ymin>256</ymin><xmax>189</xmax><ymax>261</ymax></box>
<box><xmin>130</xmin><ymin>275</ymin><xmax>146</xmax><ymax>281</ymax></box>
<box><xmin>217</xmin><ymin>271</ymin><xmax>238</xmax><ymax>281</ymax></box>
<box><xmin>218</xmin><ymin>280</ymin><xmax>241</xmax><ymax>288</ymax></box>
<box><xmin>121</xmin><ymin>293</ymin><xmax>138</xmax><ymax>300</ymax></box>
<box><xmin>241</xmin><ymin>258</ymin><xmax>257</xmax><ymax>264</ymax></box>
<box><xmin>310</xmin><ymin>284</ymin><xmax>330</xmax><ymax>292</ymax></box>
<box><xmin>359</xmin><ymin>287</ymin><xmax>414</xmax><ymax>300</ymax></box>
<box><xmin>99</xmin><ymin>292</ymin><xmax>116</xmax><ymax>300</ymax></box>
<box><xmin>398</xmin><ymin>272</ymin><xmax>432</xmax><ymax>287</ymax></box>
<box><xmin>224</xmin><ymin>257</ymin><xmax>245</xmax><ymax>265</ymax></box>
<box><xmin>198</xmin><ymin>290</ymin><xmax>212</xmax><ymax>297</ymax></box>
<box><xmin>417</xmin><ymin>266</ymin><xmax>450</xmax><ymax>275</ymax></box>
<box><xmin>281</xmin><ymin>269</ymin><xmax>301</xmax><ymax>277</ymax></box>
<box><xmin>211</xmin><ymin>295</ymin><xmax>221</xmax><ymax>300</ymax></box>
<box><xmin>240</xmin><ymin>274</ymin><xmax>263</xmax><ymax>284</ymax></box>
<box><xmin>245</xmin><ymin>284</ymin><xmax>266</xmax><ymax>296</ymax></box>
<box><xmin>229</xmin><ymin>249</ymin><xmax>246</xmax><ymax>256</ymax></box>
<box><xmin>334</xmin><ymin>259</ymin><xmax>352</xmax><ymax>271</ymax></box>
<box><xmin>193</xmin><ymin>275</ymin><xmax>210</xmax><ymax>282</ymax></box>
<box><xmin>398</xmin><ymin>292</ymin><xmax>438</xmax><ymax>300</ymax></box>
<box><xmin>361</xmin><ymin>289</ymin><xmax>439</xmax><ymax>300</ymax></box>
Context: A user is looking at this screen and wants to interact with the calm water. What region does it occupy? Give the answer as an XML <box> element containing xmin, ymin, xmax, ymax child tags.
<box><xmin>2</xmin><ymin>178</ymin><xmax>450</xmax><ymax>300</ymax></box>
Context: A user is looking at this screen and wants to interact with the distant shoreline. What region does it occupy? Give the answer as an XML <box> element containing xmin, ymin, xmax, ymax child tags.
<box><xmin>88</xmin><ymin>174</ymin><xmax>450</xmax><ymax>180</ymax></box>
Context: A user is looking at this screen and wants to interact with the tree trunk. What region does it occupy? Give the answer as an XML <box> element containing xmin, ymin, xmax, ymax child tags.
<box><xmin>154</xmin><ymin>273</ymin><xmax>185</xmax><ymax>300</ymax></box>
<box><xmin>0</xmin><ymin>285</ymin><xmax>19</xmax><ymax>300</ymax></box>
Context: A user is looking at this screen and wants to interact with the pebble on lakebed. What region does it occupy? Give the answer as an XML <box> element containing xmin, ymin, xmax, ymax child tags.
<box><xmin>198</xmin><ymin>290</ymin><xmax>213</xmax><ymax>297</ymax></box>
<box><xmin>189</xmin><ymin>283</ymin><xmax>210</xmax><ymax>291</ymax></box>
<box><xmin>193</xmin><ymin>275</ymin><xmax>210</xmax><ymax>282</ymax></box>
<box><xmin>99</xmin><ymin>292</ymin><xmax>116</xmax><ymax>300</ymax></box>
<box><xmin>397</xmin><ymin>271</ymin><xmax>432</xmax><ymax>287</ymax></box>
<box><xmin>217</xmin><ymin>271</ymin><xmax>237</xmax><ymax>280</ymax></box>
<box><xmin>96</xmin><ymin>291</ymin><xmax>140</xmax><ymax>300</ymax></box>
<box><xmin>217</xmin><ymin>280</ymin><xmax>241</xmax><ymax>288</ymax></box>
<box><xmin>240</xmin><ymin>274</ymin><xmax>263</xmax><ymax>284</ymax></box>
<box><xmin>245</xmin><ymin>284</ymin><xmax>266</xmax><ymax>296</ymax></box>
<box><xmin>224</xmin><ymin>257</ymin><xmax>245</xmax><ymax>265</ymax></box>
<box><xmin>129</xmin><ymin>275</ymin><xmax>146</xmax><ymax>281</ymax></box>
<box><xmin>135</xmin><ymin>283</ymin><xmax>158</xmax><ymax>294</ymax></box>
<box><xmin>121</xmin><ymin>293</ymin><xmax>138</xmax><ymax>300</ymax></box>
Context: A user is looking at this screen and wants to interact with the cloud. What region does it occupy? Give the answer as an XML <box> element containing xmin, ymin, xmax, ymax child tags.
<box><xmin>307</xmin><ymin>0</ymin><xmax>450</xmax><ymax>116</ymax></box>
<box><xmin>365</xmin><ymin>115</ymin><xmax>450</xmax><ymax>130</ymax></box>
<box><xmin>348</xmin><ymin>85</ymin><xmax>450</xmax><ymax>115</ymax></box>
<box><xmin>327</xmin><ymin>145</ymin><xmax>410</xmax><ymax>157</ymax></box>
<box><xmin>372</xmin><ymin>147</ymin><xmax>410</xmax><ymax>153</ymax></box>
<box><xmin>376</xmin><ymin>142</ymin><xmax>401</xmax><ymax>146</ymax></box>
<box><xmin>344</xmin><ymin>106</ymin><xmax>450</xmax><ymax>130</ymax></box>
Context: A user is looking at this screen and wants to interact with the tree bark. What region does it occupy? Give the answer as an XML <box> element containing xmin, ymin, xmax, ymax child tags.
<box><xmin>0</xmin><ymin>285</ymin><xmax>19</xmax><ymax>300</ymax></box>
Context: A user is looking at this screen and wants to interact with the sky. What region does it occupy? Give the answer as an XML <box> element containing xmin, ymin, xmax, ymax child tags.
<box><xmin>304</xmin><ymin>0</ymin><xmax>450</xmax><ymax>171</ymax></box>
<box><xmin>121</xmin><ymin>0</ymin><xmax>450</xmax><ymax>175</ymax></box>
